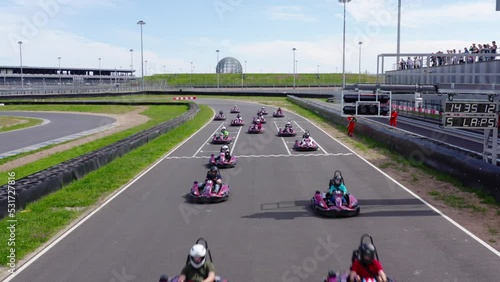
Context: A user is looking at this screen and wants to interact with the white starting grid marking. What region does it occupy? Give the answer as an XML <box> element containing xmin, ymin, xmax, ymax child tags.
<box><xmin>230</xmin><ymin>125</ymin><xmax>242</xmax><ymax>155</ymax></box>
<box><xmin>165</xmin><ymin>152</ymin><xmax>353</xmax><ymax>160</ymax></box>
<box><xmin>273</xmin><ymin>120</ymin><xmax>291</xmax><ymax>155</ymax></box>
<box><xmin>192</xmin><ymin>122</ymin><xmax>241</xmax><ymax>157</ymax></box>
<box><xmin>292</xmin><ymin>120</ymin><xmax>328</xmax><ymax>155</ymax></box>
<box><xmin>192</xmin><ymin>123</ymin><xmax>224</xmax><ymax>157</ymax></box>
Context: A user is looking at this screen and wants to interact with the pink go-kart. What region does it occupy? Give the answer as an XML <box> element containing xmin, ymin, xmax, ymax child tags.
<box><xmin>230</xmin><ymin>118</ymin><xmax>244</xmax><ymax>126</ymax></box>
<box><xmin>209</xmin><ymin>152</ymin><xmax>238</xmax><ymax>168</ymax></box>
<box><xmin>211</xmin><ymin>134</ymin><xmax>232</xmax><ymax>144</ymax></box>
<box><xmin>293</xmin><ymin>138</ymin><xmax>318</xmax><ymax>151</ymax></box>
<box><xmin>189</xmin><ymin>180</ymin><xmax>229</xmax><ymax>204</ymax></box>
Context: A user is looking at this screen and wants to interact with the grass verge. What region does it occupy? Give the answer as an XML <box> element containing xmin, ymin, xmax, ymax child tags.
<box><xmin>0</xmin><ymin>104</ymin><xmax>137</xmax><ymax>114</ymax></box>
<box><xmin>0</xmin><ymin>117</ymin><xmax>43</xmax><ymax>133</ymax></box>
<box><xmin>0</xmin><ymin>104</ymin><xmax>212</xmax><ymax>266</ymax></box>
<box><xmin>0</xmin><ymin>105</ymin><xmax>188</xmax><ymax>183</ymax></box>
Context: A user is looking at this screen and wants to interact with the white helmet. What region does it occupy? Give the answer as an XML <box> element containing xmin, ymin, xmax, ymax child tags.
<box><xmin>286</xmin><ymin>121</ymin><xmax>291</xmax><ymax>126</ymax></box>
<box><xmin>222</xmin><ymin>145</ymin><xmax>229</xmax><ymax>151</ymax></box>
<box><xmin>222</xmin><ymin>126</ymin><xmax>226</xmax><ymax>130</ymax></box>
<box><xmin>189</xmin><ymin>244</ymin><xmax>206</xmax><ymax>269</ymax></box>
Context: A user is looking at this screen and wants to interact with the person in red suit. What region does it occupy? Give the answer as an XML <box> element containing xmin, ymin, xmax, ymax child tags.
<box><xmin>389</xmin><ymin>110</ymin><xmax>398</xmax><ymax>127</ymax></box>
<box><xmin>347</xmin><ymin>116</ymin><xmax>357</xmax><ymax>137</ymax></box>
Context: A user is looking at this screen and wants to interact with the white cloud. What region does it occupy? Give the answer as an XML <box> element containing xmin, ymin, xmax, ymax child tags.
<box><xmin>268</xmin><ymin>6</ymin><xmax>317</xmax><ymax>22</ymax></box>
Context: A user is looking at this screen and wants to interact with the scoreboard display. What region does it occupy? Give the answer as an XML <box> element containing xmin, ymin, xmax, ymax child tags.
<box><xmin>443</xmin><ymin>116</ymin><xmax>497</xmax><ymax>128</ymax></box>
<box><xmin>444</xmin><ymin>102</ymin><xmax>497</xmax><ymax>114</ymax></box>
<box><xmin>443</xmin><ymin>100</ymin><xmax>498</xmax><ymax>129</ymax></box>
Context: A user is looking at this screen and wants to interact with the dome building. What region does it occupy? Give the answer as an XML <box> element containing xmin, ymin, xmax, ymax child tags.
<box><xmin>216</xmin><ymin>57</ymin><xmax>243</xmax><ymax>74</ymax></box>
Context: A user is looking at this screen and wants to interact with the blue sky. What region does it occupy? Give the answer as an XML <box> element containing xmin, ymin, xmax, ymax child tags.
<box><xmin>0</xmin><ymin>0</ymin><xmax>498</xmax><ymax>75</ymax></box>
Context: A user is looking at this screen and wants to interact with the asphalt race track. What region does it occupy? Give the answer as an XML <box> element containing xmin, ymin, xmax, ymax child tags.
<box><xmin>0</xmin><ymin>111</ymin><xmax>116</xmax><ymax>157</ymax></box>
<box><xmin>3</xmin><ymin>99</ymin><xmax>499</xmax><ymax>282</ymax></box>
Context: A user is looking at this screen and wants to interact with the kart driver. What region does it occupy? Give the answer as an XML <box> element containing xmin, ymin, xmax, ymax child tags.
<box><xmin>218</xmin><ymin>110</ymin><xmax>224</xmax><ymax>117</ymax></box>
<box><xmin>215</xmin><ymin>145</ymin><xmax>230</xmax><ymax>162</ymax></box>
<box><xmin>277</xmin><ymin>107</ymin><xmax>283</xmax><ymax>114</ymax></box>
<box><xmin>328</xmin><ymin>175</ymin><xmax>348</xmax><ymax>204</ymax></box>
<box><xmin>301</xmin><ymin>131</ymin><xmax>312</xmax><ymax>145</ymax></box>
<box><xmin>349</xmin><ymin>243</ymin><xmax>388</xmax><ymax>282</ymax></box>
<box><xmin>254</xmin><ymin>119</ymin><xmax>262</xmax><ymax>131</ymax></box>
<box><xmin>284</xmin><ymin>121</ymin><xmax>293</xmax><ymax>132</ymax></box>
<box><xmin>178</xmin><ymin>244</ymin><xmax>216</xmax><ymax>282</ymax></box>
<box><xmin>236</xmin><ymin>114</ymin><xmax>243</xmax><ymax>121</ymax></box>
<box><xmin>221</xmin><ymin>126</ymin><xmax>229</xmax><ymax>139</ymax></box>
<box><xmin>198</xmin><ymin>166</ymin><xmax>222</xmax><ymax>193</ymax></box>
<box><xmin>261</xmin><ymin>107</ymin><xmax>266</xmax><ymax>113</ymax></box>
<box><xmin>234</xmin><ymin>105</ymin><xmax>238</xmax><ymax>110</ymax></box>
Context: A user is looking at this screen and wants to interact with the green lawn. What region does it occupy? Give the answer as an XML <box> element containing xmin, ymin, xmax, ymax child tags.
<box><xmin>0</xmin><ymin>104</ymin><xmax>188</xmax><ymax>181</ymax></box>
<box><xmin>145</xmin><ymin>72</ymin><xmax>377</xmax><ymax>87</ymax></box>
<box><xmin>0</xmin><ymin>105</ymin><xmax>212</xmax><ymax>266</ymax></box>
<box><xmin>0</xmin><ymin>116</ymin><xmax>43</xmax><ymax>133</ymax></box>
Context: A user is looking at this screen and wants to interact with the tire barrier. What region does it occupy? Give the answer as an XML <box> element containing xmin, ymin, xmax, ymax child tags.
<box><xmin>0</xmin><ymin>101</ymin><xmax>199</xmax><ymax>219</ymax></box>
<box><xmin>173</xmin><ymin>96</ymin><xmax>197</xmax><ymax>100</ymax></box>
<box><xmin>287</xmin><ymin>95</ymin><xmax>500</xmax><ymax>202</ymax></box>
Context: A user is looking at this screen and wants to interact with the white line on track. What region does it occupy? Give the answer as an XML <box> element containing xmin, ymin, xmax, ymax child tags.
<box><xmin>192</xmin><ymin>122</ymin><xmax>224</xmax><ymax>157</ymax></box>
<box><xmin>230</xmin><ymin>126</ymin><xmax>242</xmax><ymax>155</ymax></box>
<box><xmin>1</xmin><ymin>108</ymin><xmax>218</xmax><ymax>282</ymax></box>
<box><xmin>274</xmin><ymin>120</ymin><xmax>291</xmax><ymax>155</ymax></box>
<box><xmin>165</xmin><ymin>152</ymin><xmax>352</xmax><ymax>160</ymax></box>
<box><xmin>290</xmin><ymin>109</ymin><xmax>500</xmax><ymax>258</ymax></box>
<box><xmin>293</xmin><ymin>120</ymin><xmax>328</xmax><ymax>154</ymax></box>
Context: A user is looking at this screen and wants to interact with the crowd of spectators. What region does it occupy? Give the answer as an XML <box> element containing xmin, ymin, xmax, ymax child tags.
<box><xmin>398</xmin><ymin>41</ymin><xmax>497</xmax><ymax>69</ymax></box>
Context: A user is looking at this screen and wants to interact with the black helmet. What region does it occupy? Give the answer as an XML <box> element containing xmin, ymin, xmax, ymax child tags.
<box><xmin>359</xmin><ymin>243</ymin><xmax>376</xmax><ymax>265</ymax></box>
<box><xmin>210</xmin><ymin>166</ymin><xmax>218</xmax><ymax>173</ymax></box>
<box><xmin>304</xmin><ymin>132</ymin><xmax>310</xmax><ymax>138</ymax></box>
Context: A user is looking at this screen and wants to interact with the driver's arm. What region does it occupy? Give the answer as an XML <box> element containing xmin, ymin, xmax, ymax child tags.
<box><xmin>378</xmin><ymin>269</ymin><xmax>387</xmax><ymax>282</ymax></box>
<box><xmin>349</xmin><ymin>270</ymin><xmax>360</xmax><ymax>282</ymax></box>
<box><xmin>202</xmin><ymin>271</ymin><xmax>215</xmax><ymax>282</ymax></box>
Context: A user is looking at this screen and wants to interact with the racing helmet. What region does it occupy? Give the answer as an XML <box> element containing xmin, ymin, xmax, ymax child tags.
<box><xmin>222</xmin><ymin>145</ymin><xmax>229</xmax><ymax>151</ymax></box>
<box><xmin>286</xmin><ymin>121</ymin><xmax>291</xmax><ymax>126</ymax></box>
<box><xmin>359</xmin><ymin>243</ymin><xmax>376</xmax><ymax>265</ymax></box>
<box><xmin>221</xmin><ymin>126</ymin><xmax>226</xmax><ymax>131</ymax></box>
<box><xmin>189</xmin><ymin>244</ymin><xmax>207</xmax><ymax>269</ymax></box>
<box><xmin>235</xmin><ymin>105</ymin><xmax>237</xmax><ymax>108</ymax></box>
<box><xmin>209</xmin><ymin>166</ymin><xmax>219</xmax><ymax>175</ymax></box>
<box><xmin>255</xmin><ymin>118</ymin><xmax>261</xmax><ymax>124</ymax></box>
<box><xmin>219</xmin><ymin>110</ymin><xmax>223</xmax><ymax>114</ymax></box>
<box><xmin>333</xmin><ymin>176</ymin><xmax>342</xmax><ymax>186</ymax></box>
<box><xmin>304</xmin><ymin>132</ymin><xmax>310</xmax><ymax>138</ymax></box>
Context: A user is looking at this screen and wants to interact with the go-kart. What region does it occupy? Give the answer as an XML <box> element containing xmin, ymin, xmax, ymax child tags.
<box><xmin>293</xmin><ymin>138</ymin><xmax>318</xmax><ymax>151</ymax></box>
<box><xmin>278</xmin><ymin>127</ymin><xmax>296</xmax><ymax>137</ymax></box>
<box><xmin>213</xmin><ymin>113</ymin><xmax>226</xmax><ymax>121</ymax></box>
<box><xmin>273</xmin><ymin>110</ymin><xmax>285</xmax><ymax>117</ymax></box>
<box><xmin>311</xmin><ymin>190</ymin><xmax>360</xmax><ymax>217</ymax></box>
<box><xmin>159</xmin><ymin>238</ymin><xmax>230</xmax><ymax>282</ymax></box>
<box><xmin>209</xmin><ymin>152</ymin><xmax>238</xmax><ymax>168</ymax></box>
<box><xmin>258</xmin><ymin>109</ymin><xmax>268</xmax><ymax>115</ymax></box>
<box><xmin>247</xmin><ymin>124</ymin><xmax>264</xmax><ymax>134</ymax></box>
<box><xmin>311</xmin><ymin>170</ymin><xmax>360</xmax><ymax>217</ymax></box>
<box><xmin>211</xmin><ymin>134</ymin><xmax>232</xmax><ymax>144</ymax></box>
<box><xmin>230</xmin><ymin>118</ymin><xmax>245</xmax><ymax>126</ymax></box>
<box><xmin>322</xmin><ymin>234</ymin><xmax>396</xmax><ymax>282</ymax></box>
<box><xmin>253</xmin><ymin>116</ymin><xmax>266</xmax><ymax>124</ymax></box>
<box><xmin>230</xmin><ymin>107</ymin><xmax>240</xmax><ymax>113</ymax></box>
<box><xmin>189</xmin><ymin>179</ymin><xmax>229</xmax><ymax>203</ymax></box>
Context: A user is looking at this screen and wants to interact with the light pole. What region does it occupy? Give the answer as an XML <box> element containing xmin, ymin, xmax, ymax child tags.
<box><xmin>216</xmin><ymin>49</ymin><xmax>220</xmax><ymax>88</ymax></box>
<box><xmin>145</xmin><ymin>60</ymin><xmax>148</xmax><ymax>76</ymax></box>
<box><xmin>292</xmin><ymin>47</ymin><xmax>296</xmax><ymax>88</ymax></box>
<box><xmin>18</xmin><ymin>41</ymin><xmax>23</xmax><ymax>89</ymax></box>
<box><xmin>98</xmin><ymin>58</ymin><xmax>102</xmax><ymax>85</ymax></box>
<box><xmin>397</xmin><ymin>0</ymin><xmax>401</xmax><ymax>66</ymax></box>
<box><xmin>58</xmin><ymin>56</ymin><xmax>61</xmax><ymax>86</ymax></box>
<box><xmin>137</xmin><ymin>20</ymin><xmax>146</xmax><ymax>89</ymax></box>
<box><xmin>129</xmin><ymin>49</ymin><xmax>133</xmax><ymax>71</ymax></box>
<box><xmin>190</xmin><ymin>61</ymin><xmax>193</xmax><ymax>86</ymax></box>
<box><xmin>339</xmin><ymin>0</ymin><xmax>351</xmax><ymax>89</ymax></box>
<box><xmin>358</xmin><ymin>41</ymin><xmax>362</xmax><ymax>83</ymax></box>
<box><xmin>241</xmin><ymin>61</ymin><xmax>244</xmax><ymax>88</ymax></box>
